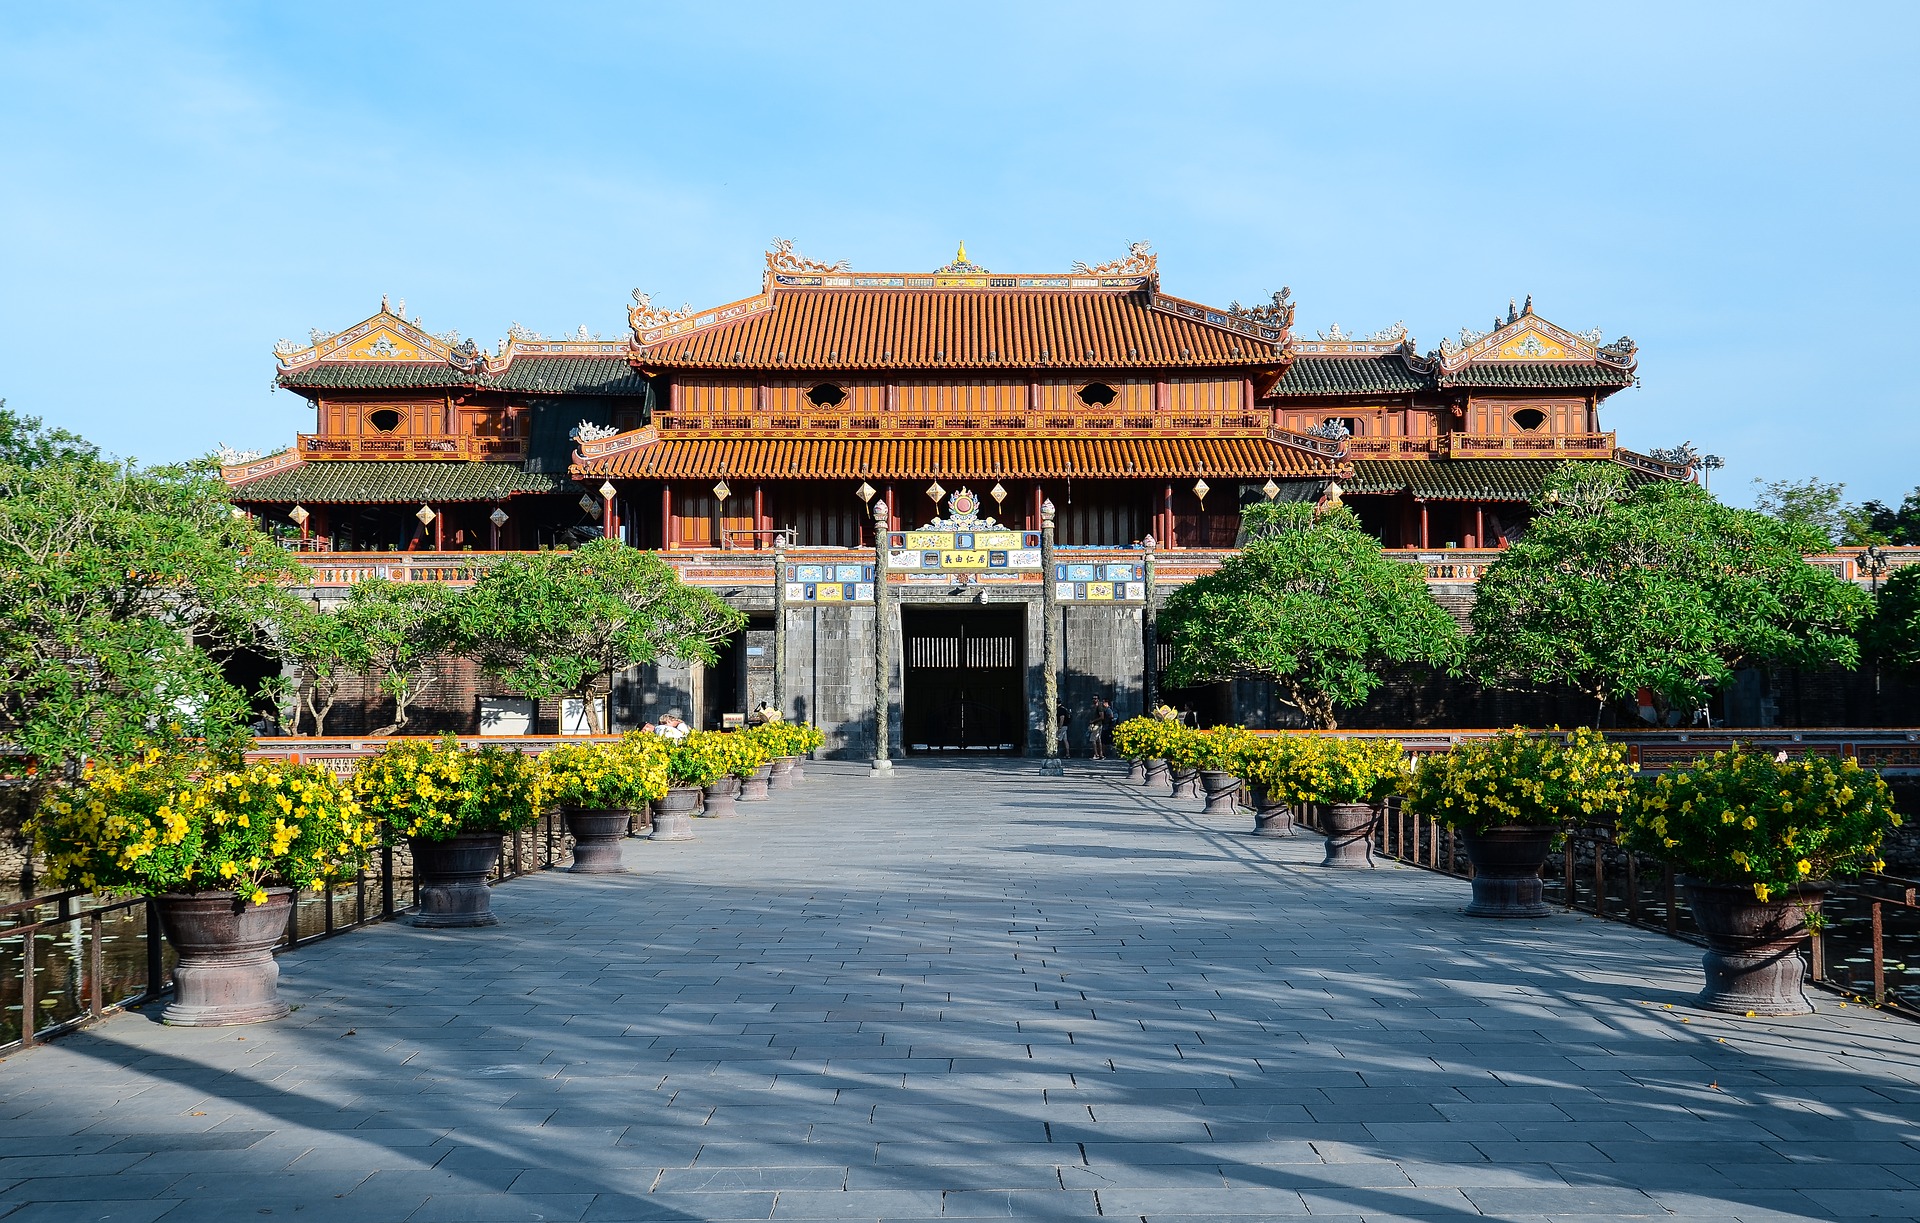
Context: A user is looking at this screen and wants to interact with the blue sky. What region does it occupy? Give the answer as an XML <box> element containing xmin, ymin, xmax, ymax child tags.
<box><xmin>2</xmin><ymin>2</ymin><xmax>1914</xmax><ymax>506</ymax></box>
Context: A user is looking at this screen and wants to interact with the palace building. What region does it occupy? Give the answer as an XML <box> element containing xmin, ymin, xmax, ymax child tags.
<box><xmin>226</xmin><ymin>241</ymin><xmax>1686</xmax><ymax>750</ymax></box>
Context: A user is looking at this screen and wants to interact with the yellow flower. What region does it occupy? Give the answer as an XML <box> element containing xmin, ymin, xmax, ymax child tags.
<box><xmin>1754</xmin><ymin>883</ymin><xmax>1773</xmax><ymax>902</ymax></box>
<box><xmin>1796</xmin><ymin>858</ymin><xmax>1812</xmax><ymax>876</ymax></box>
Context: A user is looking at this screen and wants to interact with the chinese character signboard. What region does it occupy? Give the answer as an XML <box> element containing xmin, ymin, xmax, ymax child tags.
<box><xmin>888</xmin><ymin>489</ymin><xmax>1042</xmax><ymax>577</ymax></box>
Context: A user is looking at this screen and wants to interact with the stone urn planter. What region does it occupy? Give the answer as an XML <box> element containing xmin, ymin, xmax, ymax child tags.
<box><xmin>1320</xmin><ymin>803</ymin><xmax>1380</xmax><ymax>868</ymax></box>
<box><xmin>1682</xmin><ymin>878</ymin><xmax>1825</xmax><ymax>1016</ymax></box>
<box><xmin>651</xmin><ymin>786</ymin><xmax>703</xmax><ymax>840</ymax></box>
<box><xmin>738</xmin><ymin>762</ymin><xmax>773</xmax><ymax>802</ymax></box>
<box><xmin>409</xmin><ymin>833</ymin><xmax>504</xmax><ymax>927</ymax></box>
<box><xmin>1143</xmin><ymin>758</ymin><xmax>1170</xmax><ymax>790</ymax></box>
<box><xmin>1252</xmin><ymin>789</ymin><xmax>1294</xmax><ymax>838</ymax></box>
<box><xmin>1126</xmin><ymin>758</ymin><xmax>1147</xmax><ymax>785</ymax></box>
<box><xmin>1459</xmin><ymin>827</ymin><xmax>1556</xmax><ymax>918</ymax></box>
<box><xmin>155</xmin><ymin>888</ymin><xmax>293</xmax><ymax>1027</ymax></box>
<box><xmin>790</xmin><ymin>753</ymin><xmax>808</xmax><ymax>783</ymax></box>
<box><xmin>1171</xmin><ymin>766</ymin><xmax>1201</xmax><ymax>801</ymax></box>
<box><xmin>768</xmin><ymin>756</ymin><xmax>800</xmax><ymax>791</ymax></box>
<box><xmin>1199</xmin><ymin>770</ymin><xmax>1241</xmax><ymax>816</ymax></box>
<box><xmin>564</xmin><ymin>809</ymin><xmax>632</xmax><ymax>874</ymax></box>
<box><xmin>702</xmin><ymin>776</ymin><xmax>740</xmax><ymax>818</ymax></box>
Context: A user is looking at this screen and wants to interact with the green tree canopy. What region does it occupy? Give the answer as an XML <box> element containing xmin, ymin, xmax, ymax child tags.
<box><xmin>333</xmin><ymin>579</ymin><xmax>461</xmax><ymax>735</ymax></box>
<box><xmin>1752</xmin><ymin>476</ymin><xmax>1849</xmax><ymax>548</ymax></box>
<box><xmin>1845</xmin><ymin>487</ymin><xmax>1920</xmax><ymax>546</ymax></box>
<box><xmin>277</xmin><ymin>599</ymin><xmax>375</xmax><ymax>737</ymax></box>
<box><xmin>457</xmin><ymin>539</ymin><xmax>746</xmax><ymax>733</ymax></box>
<box><xmin>1471</xmin><ymin>463</ymin><xmax>1869</xmax><ymax>723</ymax></box>
<box><xmin>1862</xmin><ymin>564</ymin><xmax>1920</xmax><ymax>672</ymax></box>
<box><xmin>1158</xmin><ymin>501</ymin><xmax>1464</xmax><ymax>729</ymax></box>
<box><xmin>0</xmin><ymin>401</ymin><xmax>98</xmax><ymax>469</ymax></box>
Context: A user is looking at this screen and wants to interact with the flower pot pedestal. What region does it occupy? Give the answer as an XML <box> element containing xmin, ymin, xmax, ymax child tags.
<box><xmin>409</xmin><ymin>834</ymin><xmax>503</xmax><ymax>927</ymax></box>
<box><xmin>702</xmin><ymin>777</ymin><xmax>739</xmax><ymax>817</ymax></box>
<box><xmin>1253</xmin><ymin>790</ymin><xmax>1294</xmax><ymax>838</ymax></box>
<box><xmin>1144</xmin><ymin>758</ymin><xmax>1170</xmax><ymax>791</ymax></box>
<box><xmin>1171</xmin><ymin>767</ymin><xmax>1201</xmax><ymax>801</ymax></box>
<box><xmin>1127</xmin><ymin>759</ymin><xmax>1147</xmax><ymax>785</ymax></box>
<box><xmin>1320</xmin><ymin>803</ymin><xmax>1379</xmax><ymax>868</ymax></box>
<box><xmin>1682</xmin><ymin>879</ymin><xmax>1823</xmax><ymax>1016</ymax></box>
<box><xmin>738</xmin><ymin>762</ymin><xmax>773</xmax><ymax>802</ymax></box>
<box><xmin>1460</xmin><ymin>827</ymin><xmax>1556</xmax><ymax>919</ymax></box>
<box><xmin>565</xmin><ymin>810</ymin><xmax>632</xmax><ymax>874</ymax></box>
<box><xmin>1199</xmin><ymin>770</ymin><xmax>1241</xmax><ymax>816</ymax></box>
<box><xmin>156</xmin><ymin>889</ymin><xmax>294</xmax><ymax>1027</ymax></box>
<box><xmin>791</xmin><ymin>753</ymin><xmax>808</xmax><ymax>783</ymax></box>
<box><xmin>769</xmin><ymin>757</ymin><xmax>799</xmax><ymax>791</ymax></box>
<box><xmin>651</xmin><ymin>787</ymin><xmax>702</xmax><ymax>840</ymax></box>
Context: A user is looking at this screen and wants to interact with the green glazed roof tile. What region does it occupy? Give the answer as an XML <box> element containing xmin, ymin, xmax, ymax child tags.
<box><xmin>1436</xmin><ymin>361</ymin><xmax>1636</xmax><ymax>389</ymax></box>
<box><xmin>227</xmin><ymin>461</ymin><xmax>577</xmax><ymax>504</ymax></box>
<box><xmin>277</xmin><ymin>356</ymin><xmax>651</xmax><ymax>397</ymax></box>
<box><xmin>1272</xmin><ymin>355</ymin><xmax>1432</xmax><ymax>396</ymax></box>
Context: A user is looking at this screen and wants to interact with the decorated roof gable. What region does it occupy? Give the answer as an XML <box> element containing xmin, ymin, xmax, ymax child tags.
<box><xmin>1433</xmin><ymin>298</ymin><xmax>1635</xmax><ymax>374</ymax></box>
<box><xmin>274</xmin><ymin>298</ymin><xmax>470</xmax><ymax>372</ymax></box>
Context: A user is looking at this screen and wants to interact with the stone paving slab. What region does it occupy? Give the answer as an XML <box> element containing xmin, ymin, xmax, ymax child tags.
<box><xmin>5</xmin><ymin>759</ymin><xmax>1920</xmax><ymax>1221</ymax></box>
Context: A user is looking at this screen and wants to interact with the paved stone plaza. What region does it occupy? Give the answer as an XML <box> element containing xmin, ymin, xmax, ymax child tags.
<box><xmin>5</xmin><ymin>761</ymin><xmax>1920</xmax><ymax>1222</ymax></box>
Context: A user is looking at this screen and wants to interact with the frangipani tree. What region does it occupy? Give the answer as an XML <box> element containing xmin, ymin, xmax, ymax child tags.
<box><xmin>458</xmin><ymin>539</ymin><xmax>745</xmax><ymax>734</ymax></box>
<box><xmin>1159</xmin><ymin>501</ymin><xmax>1464</xmax><ymax>729</ymax></box>
<box><xmin>1470</xmin><ymin>463</ymin><xmax>1869</xmax><ymax>724</ymax></box>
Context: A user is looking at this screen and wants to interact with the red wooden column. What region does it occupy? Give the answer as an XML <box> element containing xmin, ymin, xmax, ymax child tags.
<box><xmin>1029</xmin><ymin>485</ymin><xmax>1043</xmax><ymax>531</ymax></box>
<box><xmin>1162</xmin><ymin>484</ymin><xmax>1175</xmax><ymax>548</ymax></box>
<box><xmin>602</xmin><ymin>488</ymin><xmax>616</xmax><ymax>540</ymax></box>
<box><xmin>432</xmin><ymin>508</ymin><xmax>444</xmax><ymax>551</ymax></box>
<box><xmin>662</xmin><ymin>483</ymin><xmax>676</xmax><ymax>550</ymax></box>
<box><xmin>1418</xmin><ymin>501</ymin><xmax>1430</xmax><ymax>549</ymax></box>
<box><xmin>1474</xmin><ymin>505</ymin><xmax>1485</xmax><ymax>550</ymax></box>
<box><xmin>886</xmin><ymin>484</ymin><xmax>899</xmax><ymax>532</ymax></box>
<box><xmin>753</xmin><ymin>483</ymin><xmax>766</xmax><ymax>549</ymax></box>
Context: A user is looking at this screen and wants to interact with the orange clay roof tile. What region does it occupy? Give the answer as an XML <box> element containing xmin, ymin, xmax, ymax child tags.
<box><xmin>578</xmin><ymin>435</ymin><xmax>1341</xmax><ymax>481</ymax></box>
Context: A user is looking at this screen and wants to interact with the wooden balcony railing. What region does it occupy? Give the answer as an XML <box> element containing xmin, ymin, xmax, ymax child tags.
<box><xmin>280</xmin><ymin>544</ymin><xmax>1920</xmax><ymax>591</ymax></box>
<box><xmin>297</xmin><ymin>434</ymin><xmax>528</xmax><ymax>462</ymax></box>
<box><xmin>1445</xmin><ymin>431</ymin><xmax>1615</xmax><ymax>458</ymax></box>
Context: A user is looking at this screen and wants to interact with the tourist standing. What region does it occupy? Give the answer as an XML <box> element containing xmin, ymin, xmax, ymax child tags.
<box><xmin>1088</xmin><ymin>696</ymin><xmax>1115</xmax><ymax>759</ymax></box>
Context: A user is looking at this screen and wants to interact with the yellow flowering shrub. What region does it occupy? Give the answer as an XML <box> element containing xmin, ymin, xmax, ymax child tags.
<box><xmin>666</xmin><ymin>730</ymin><xmax>752</xmax><ymax>789</ymax></box>
<box><xmin>1409</xmin><ymin>727</ymin><xmax>1635</xmax><ymax>835</ymax></box>
<box><xmin>30</xmin><ymin>750</ymin><xmax>374</xmax><ymax>904</ymax></box>
<box><xmin>1618</xmin><ymin>748</ymin><xmax>1900</xmax><ymax>902</ymax></box>
<box><xmin>533</xmin><ymin>738</ymin><xmax>668</xmax><ymax>813</ymax></box>
<box><xmin>353</xmin><ymin>735</ymin><xmax>538</xmax><ymax>843</ymax></box>
<box><xmin>747</xmin><ymin>721</ymin><xmax>824</xmax><ymax>758</ymax></box>
<box><xmin>1110</xmin><ymin>716</ymin><xmax>1174</xmax><ymax>761</ymax></box>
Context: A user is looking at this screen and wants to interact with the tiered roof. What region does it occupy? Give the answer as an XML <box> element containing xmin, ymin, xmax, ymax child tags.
<box><xmin>629</xmin><ymin>241</ymin><xmax>1290</xmax><ymax>373</ymax></box>
<box><xmin>1272</xmin><ymin>302</ymin><xmax>1638</xmax><ymax>398</ymax></box>
<box><xmin>271</xmin><ymin>303</ymin><xmax>650</xmax><ymax>398</ymax></box>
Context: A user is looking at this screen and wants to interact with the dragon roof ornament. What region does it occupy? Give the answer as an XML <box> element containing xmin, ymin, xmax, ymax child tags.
<box><xmin>1229</xmin><ymin>287</ymin><xmax>1295</xmax><ymax>331</ymax></box>
<box><xmin>1071</xmin><ymin>240</ymin><xmax>1157</xmax><ymax>279</ymax></box>
<box><xmin>1427</xmin><ymin>297</ymin><xmax>1636</xmax><ymax>371</ymax></box>
<box><xmin>767</xmin><ymin>238</ymin><xmax>850</xmax><ymax>276</ymax></box>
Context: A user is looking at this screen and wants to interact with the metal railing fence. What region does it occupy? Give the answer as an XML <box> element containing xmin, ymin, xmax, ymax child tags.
<box><xmin>1</xmin><ymin>810</ymin><xmax>576</xmax><ymax>1056</ymax></box>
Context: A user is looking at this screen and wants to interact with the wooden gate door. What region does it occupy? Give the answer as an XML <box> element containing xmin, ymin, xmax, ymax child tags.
<box><xmin>903</xmin><ymin>609</ymin><xmax>1026</xmax><ymax>755</ymax></box>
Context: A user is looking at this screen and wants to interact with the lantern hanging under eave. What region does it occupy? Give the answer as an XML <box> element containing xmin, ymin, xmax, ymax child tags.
<box><xmin>1262</xmin><ymin>479</ymin><xmax>1281</xmax><ymax>501</ymax></box>
<box><xmin>489</xmin><ymin>507</ymin><xmax>509</xmax><ymax>528</ymax></box>
<box><xmin>926</xmin><ymin>480</ymin><xmax>946</xmax><ymax>504</ymax></box>
<box><xmin>1192</xmin><ymin>478</ymin><xmax>1210</xmax><ymax>507</ymax></box>
<box><xmin>599</xmin><ymin>481</ymin><xmax>617</xmax><ymax>501</ymax></box>
<box><xmin>287</xmin><ymin>504</ymin><xmax>309</xmax><ymax>526</ymax></box>
<box><xmin>711</xmin><ymin>479</ymin><xmax>732</xmax><ymax>502</ymax></box>
<box><xmin>415</xmin><ymin>504</ymin><xmax>436</xmax><ymax>526</ymax></box>
<box><xmin>990</xmin><ymin>482</ymin><xmax>1007</xmax><ymax>506</ymax></box>
<box><xmin>855</xmin><ymin>481</ymin><xmax>876</xmax><ymax>503</ymax></box>
<box><xmin>578</xmin><ymin>493</ymin><xmax>598</xmax><ymax>515</ymax></box>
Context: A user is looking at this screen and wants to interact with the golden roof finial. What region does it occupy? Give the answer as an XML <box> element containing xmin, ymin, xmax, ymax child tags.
<box><xmin>956</xmin><ymin>240</ymin><xmax>968</xmax><ymax>264</ymax></box>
